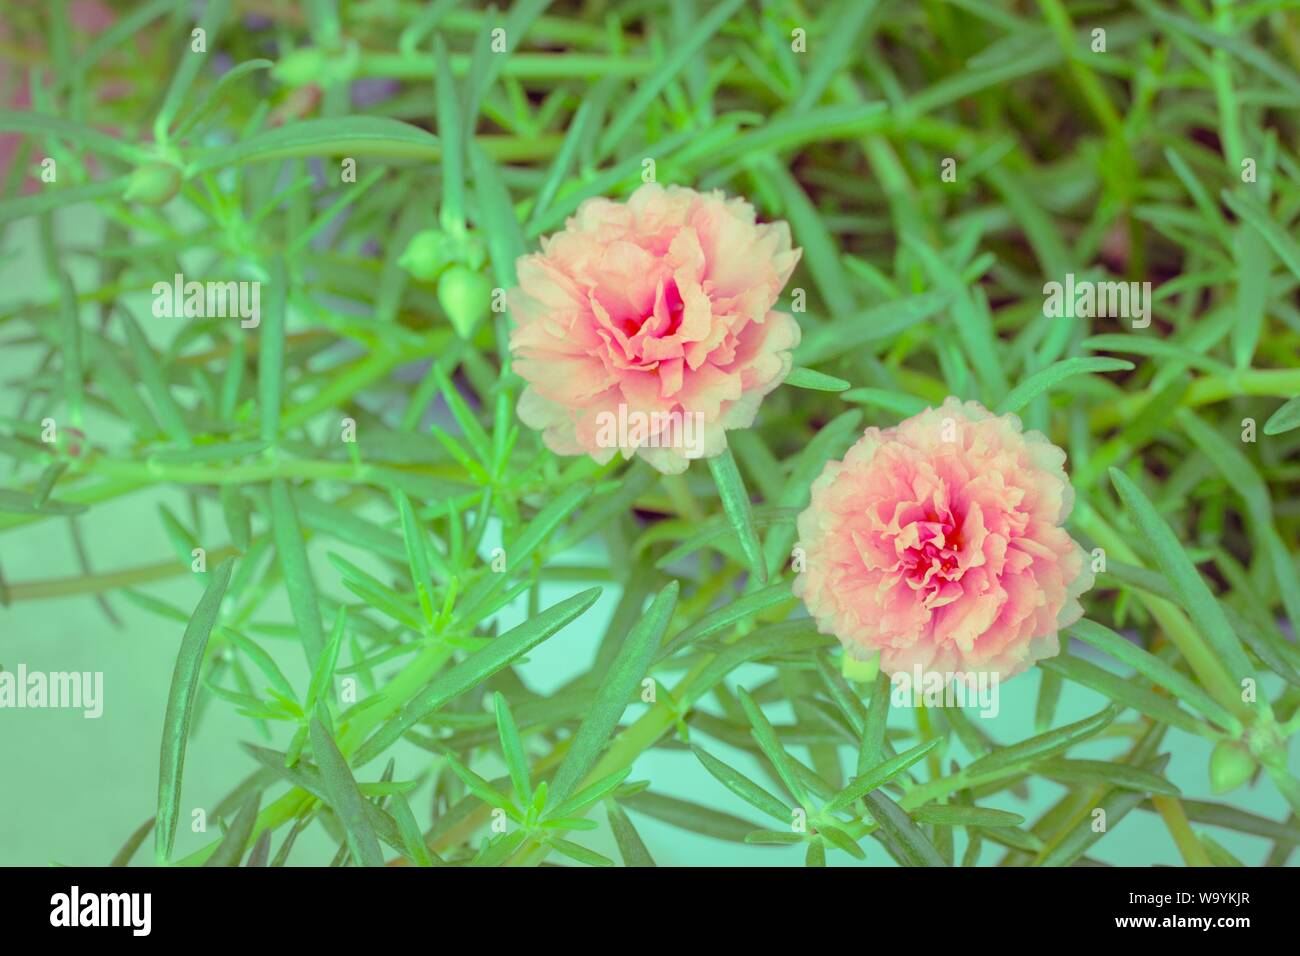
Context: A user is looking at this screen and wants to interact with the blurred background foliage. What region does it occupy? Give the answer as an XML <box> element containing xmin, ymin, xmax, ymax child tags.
<box><xmin>1</xmin><ymin>0</ymin><xmax>1298</xmax><ymax>866</ymax></box>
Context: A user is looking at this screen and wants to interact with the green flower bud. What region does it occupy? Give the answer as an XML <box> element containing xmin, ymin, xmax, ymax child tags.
<box><xmin>399</xmin><ymin>229</ymin><xmax>457</xmax><ymax>282</ymax></box>
<box><xmin>1209</xmin><ymin>740</ymin><xmax>1255</xmax><ymax>794</ymax></box>
<box><xmin>123</xmin><ymin>162</ymin><xmax>182</xmax><ymax>206</ymax></box>
<box><xmin>462</xmin><ymin>235</ymin><xmax>488</xmax><ymax>272</ymax></box>
<box><xmin>437</xmin><ymin>265</ymin><xmax>492</xmax><ymax>339</ymax></box>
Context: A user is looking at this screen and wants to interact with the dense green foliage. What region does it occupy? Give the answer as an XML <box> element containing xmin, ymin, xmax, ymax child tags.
<box><xmin>1</xmin><ymin>0</ymin><xmax>1298</xmax><ymax>867</ymax></box>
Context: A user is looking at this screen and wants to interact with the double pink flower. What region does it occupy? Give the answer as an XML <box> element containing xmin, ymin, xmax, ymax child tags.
<box><xmin>508</xmin><ymin>187</ymin><xmax>1092</xmax><ymax>678</ymax></box>
<box><xmin>508</xmin><ymin>184</ymin><xmax>801</xmax><ymax>475</ymax></box>
<box><xmin>795</xmin><ymin>399</ymin><xmax>1093</xmax><ymax>680</ymax></box>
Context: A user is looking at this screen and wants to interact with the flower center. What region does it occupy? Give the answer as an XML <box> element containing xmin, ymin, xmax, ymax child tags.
<box><xmin>899</xmin><ymin>514</ymin><xmax>962</xmax><ymax>593</ymax></box>
<box><xmin>621</xmin><ymin>278</ymin><xmax>685</xmax><ymax>340</ymax></box>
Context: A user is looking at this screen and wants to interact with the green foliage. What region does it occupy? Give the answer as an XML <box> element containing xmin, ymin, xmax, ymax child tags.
<box><xmin>1</xmin><ymin>0</ymin><xmax>1297</xmax><ymax>869</ymax></box>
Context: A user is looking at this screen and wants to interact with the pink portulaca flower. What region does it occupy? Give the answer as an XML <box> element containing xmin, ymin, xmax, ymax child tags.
<box><xmin>794</xmin><ymin>398</ymin><xmax>1093</xmax><ymax>680</ymax></box>
<box><xmin>508</xmin><ymin>183</ymin><xmax>802</xmax><ymax>474</ymax></box>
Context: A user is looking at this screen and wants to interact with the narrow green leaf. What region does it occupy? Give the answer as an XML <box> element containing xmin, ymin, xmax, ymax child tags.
<box><xmin>820</xmin><ymin>823</ymin><xmax>867</xmax><ymax>859</ymax></box>
<box><xmin>621</xmin><ymin>791</ymin><xmax>759</xmax><ymax>843</ymax></box>
<box><xmin>737</xmin><ymin>686</ymin><xmax>810</xmax><ymax>806</ymax></box>
<box><xmin>1082</xmin><ymin>334</ymin><xmax>1232</xmax><ymax>375</ymax></box>
<box><xmin>826</xmin><ymin>738</ymin><xmax>940</xmax><ymax>814</ymax></box>
<box><xmin>1036</xmin><ymin>758</ymin><xmax>1181</xmax><ymax>796</ymax></box>
<box><xmin>473</xmin><ymin>829</ymin><xmax>529</xmax><ymax>867</ymax></box>
<box><xmin>156</xmin><ymin>557</ymin><xmax>235</xmax><ymax>864</ymax></box>
<box><xmin>606</xmin><ymin>799</ymin><xmax>655</xmax><ymax>867</ymax></box>
<box><xmin>1221</xmin><ymin>189</ymin><xmax>1300</xmax><ymax>283</ymax></box>
<box><xmin>842</xmin><ymin>388</ymin><xmax>929</xmax><ymax>418</ymax></box>
<box><xmin>863</xmin><ymin>789</ymin><xmax>947</xmax><ymax>867</ymax></box>
<box><xmin>154</xmin><ymin>0</ymin><xmax>230</xmax><ymax>139</ymax></box>
<box><xmin>189</xmin><ymin>116</ymin><xmax>441</xmax><ymax>175</ymax></box>
<box><xmin>217</xmin><ymin>627</ymin><xmax>296</xmax><ymax>702</ymax></box>
<box><xmin>310</xmin><ymin>716</ymin><xmax>385</xmax><ymax>867</ymax></box>
<box><xmin>203</xmin><ymin>792</ymin><xmax>261</xmax><ymax>867</ymax></box>
<box><xmin>1037</xmin><ymin>759</ymin><xmax>1162</xmax><ymax>866</ymax></box>
<box><xmin>1038</xmin><ymin>655</ymin><xmax>1208</xmax><ymax>737</ymax></box>
<box><xmin>997</xmin><ymin>357</ymin><xmax>1133</xmax><ymax>414</ymax></box>
<box><xmin>911</xmin><ymin>805</ymin><xmax>1025</xmax><ymax>828</ymax></box>
<box><xmin>858</xmin><ymin>670</ymin><xmax>891</xmax><ymax>775</ymax></box>
<box><xmin>906</xmin><ymin>235</ymin><xmax>1007</xmax><ymax>399</ymax></box>
<box><xmin>244</xmin><ymin>831</ymin><xmax>271</xmax><ymax>867</ymax></box>
<box><xmin>1263</xmin><ymin>396</ymin><xmax>1300</xmax><ymax>435</ymax></box>
<box><xmin>506</xmin><ymin>484</ymin><xmax>591</xmax><ymax>575</ymax></box>
<box><xmin>814</xmin><ymin>654</ymin><xmax>867</xmax><ymax>737</ymax></box>
<box><xmin>469</xmin><ymin>140</ymin><xmax>525</xmax><ymax>293</ymax></box>
<box><xmin>394</xmin><ymin>489</ymin><xmax>437</xmax><ymax>624</ymax></box>
<box><xmin>258</xmin><ymin>257</ymin><xmax>287</xmax><ymax>443</ymax></box>
<box><xmin>1200</xmin><ymin>833</ymin><xmax>1245</xmax><ymax>867</ymax></box>
<box><xmin>270</xmin><ymin>814</ymin><xmax>312</xmax><ymax>867</ymax></box>
<box><xmin>971</xmin><ymin>824</ymin><xmax>1039</xmax><ymax>856</ymax></box>
<box><xmin>30</xmin><ymin>462</ymin><xmax>68</xmax><ymax>508</ymax></box>
<box><xmin>544</xmin><ymin>768</ymin><xmax>632</xmax><ymax>822</ymax></box>
<box><xmin>306</xmin><ymin>608</ymin><xmax>347</xmax><ymax>714</ymax></box>
<box><xmin>444</xmin><ymin>753</ymin><xmax>515</xmax><ymax>810</ymax></box>
<box><xmin>792</xmin><ymin>0</ymin><xmax>877</xmax><ymax>111</ymax></box>
<box><xmin>691</xmin><ymin>745</ymin><xmax>790</xmax><ymax>823</ymax></box>
<box><xmin>1109</xmin><ymin>468</ymin><xmax>1255</xmax><ymax>684</ymax></box>
<box><xmin>595</xmin><ymin>0</ymin><xmax>744</xmax><ymax>156</ymax></box>
<box><xmin>172</xmin><ymin>58</ymin><xmax>274</xmax><ymax>140</ymax></box>
<box><xmin>548</xmin><ymin>581</ymin><xmax>677</xmax><ymax>807</ymax></box>
<box><xmin>494</xmin><ymin>692</ymin><xmax>531</xmax><ymax>802</ymax></box>
<box><xmin>109</xmin><ymin>817</ymin><xmax>155</xmax><ymax>867</ymax></box>
<box><xmin>1232</xmin><ymin>227</ymin><xmax>1270</xmax><ymax>368</ymax></box>
<box><xmin>784</xmin><ymin>367</ymin><xmax>851</xmax><ymax>392</ymax></box>
<box><xmin>527</xmin><ymin>99</ymin><xmax>592</xmax><ymax>231</ymax></box>
<box><xmin>658</xmin><ymin>581</ymin><xmax>791</xmax><ymax>661</ymax></box>
<box><xmin>545</xmin><ymin>838</ymin><xmax>615</xmax><ymax>867</ymax></box>
<box><xmin>269</xmin><ymin>479</ymin><xmax>325</xmax><ymax>667</ymax></box>
<box><xmin>762</xmin><ymin>160</ymin><xmax>854</xmax><ymax>317</ymax></box>
<box><xmin>963</xmin><ymin>704</ymin><xmax>1118</xmax><ymax>778</ymax></box>
<box><xmin>1069</xmin><ymin>619</ymin><xmax>1241</xmax><ymax>734</ymax></box>
<box><xmin>56</xmin><ymin>270</ymin><xmax>83</xmax><ymax>425</ymax></box>
<box><xmin>117</xmin><ymin>308</ymin><xmax>190</xmax><ymax>445</ymax></box>
<box><xmin>0</xmin><ymin>488</ymin><xmax>87</xmax><ymax>516</ymax></box>
<box><xmin>1165</xmin><ymin>799</ymin><xmax>1300</xmax><ymax>843</ymax></box>
<box><xmin>219</xmin><ymin>485</ymin><xmax>251</xmax><ymax>552</ymax></box>
<box><xmin>354</xmin><ymin>587</ymin><xmax>602</xmax><ymax>766</ymax></box>
<box><xmin>391</xmin><ymin>793</ymin><xmax>437</xmax><ymax>867</ymax></box>
<box><xmin>0</xmin><ymin>111</ymin><xmax>145</xmax><ymax>163</ymax></box>
<box><xmin>795</xmin><ymin>292</ymin><xmax>949</xmax><ymax>366</ymax></box>
<box><xmin>707</xmin><ymin>446</ymin><xmax>766</xmax><ymax>584</ymax></box>
<box><xmin>806</xmin><ymin>837</ymin><xmax>826</xmax><ymax>866</ymax></box>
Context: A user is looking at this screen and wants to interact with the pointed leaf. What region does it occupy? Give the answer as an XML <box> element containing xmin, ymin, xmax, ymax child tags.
<box><xmin>548</xmin><ymin>581</ymin><xmax>677</xmax><ymax>807</ymax></box>
<box><xmin>156</xmin><ymin>557</ymin><xmax>234</xmax><ymax>864</ymax></box>
<box><xmin>310</xmin><ymin>716</ymin><xmax>385</xmax><ymax>867</ymax></box>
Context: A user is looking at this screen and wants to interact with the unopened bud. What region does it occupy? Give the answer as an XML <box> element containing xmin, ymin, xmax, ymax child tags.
<box><xmin>437</xmin><ymin>265</ymin><xmax>491</xmax><ymax>339</ymax></box>
<box><xmin>124</xmin><ymin>162</ymin><xmax>182</xmax><ymax>206</ymax></box>
<box><xmin>1209</xmin><ymin>740</ymin><xmax>1255</xmax><ymax>794</ymax></box>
